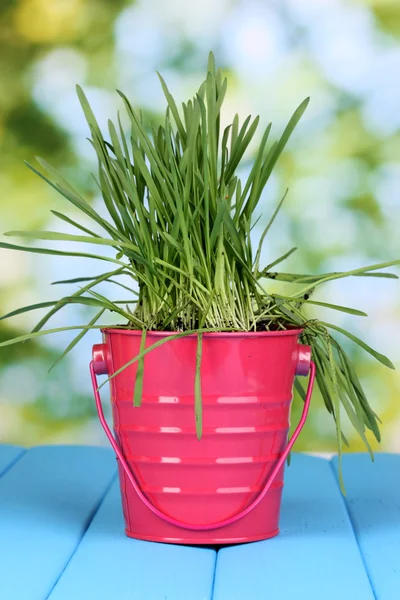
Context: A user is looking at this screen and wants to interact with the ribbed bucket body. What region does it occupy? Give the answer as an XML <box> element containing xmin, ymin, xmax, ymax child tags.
<box><xmin>101</xmin><ymin>329</ymin><xmax>302</xmax><ymax>544</ymax></box>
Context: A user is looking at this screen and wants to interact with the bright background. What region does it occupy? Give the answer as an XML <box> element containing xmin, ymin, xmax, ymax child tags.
<box><xmin>0</xmin><ymin>0</ymin><xmax>399</xmax><ymax>453</ymax></box>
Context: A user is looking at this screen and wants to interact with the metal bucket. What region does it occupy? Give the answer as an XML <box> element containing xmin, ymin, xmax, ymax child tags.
<box><xmin>90</xmin><ymin>329</ymin><xmax>315</xmax><ymax>544</ymax></box>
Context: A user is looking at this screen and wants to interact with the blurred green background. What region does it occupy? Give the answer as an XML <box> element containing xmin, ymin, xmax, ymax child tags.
<box><xmin>0</xmin><ymin>0</ymin><xmax>399</xmax><ymax>452</ymax></box>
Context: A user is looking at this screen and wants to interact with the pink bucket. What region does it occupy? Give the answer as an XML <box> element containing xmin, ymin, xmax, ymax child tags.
<box><xmin>90</xmin><ymin>329</ymin><xmax>315</xmax><ymax>544</ymax></box>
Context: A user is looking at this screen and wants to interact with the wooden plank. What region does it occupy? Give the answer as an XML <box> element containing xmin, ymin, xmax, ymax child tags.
<box><xmin>213</xmin><ymin>454</ymin><xmax>374</xmax><ymax>600</ymax></box>
<box><xmin>0</xmin><ymin>445</ymin><xmax>117</xmax><ymax>600</ymax></box>
<box><xmin>0</xmin><ymin>445</ymin><xmax>25</xmax><ymax>477</ymax></box>
<box><xmin>48</xmin><ymin>479</ymin><xmax>217</xmax><ymax>600</ymax></box>
<box><xmin>332</xmin><ymin>453</ymin><xmax>400</xmax><ymax>600</ymax></box>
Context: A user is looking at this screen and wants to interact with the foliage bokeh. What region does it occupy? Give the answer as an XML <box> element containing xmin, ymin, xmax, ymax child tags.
<box><xmin>1</xmin><ymin>0</ymin><xmax>399</xmax><ymax>451</ymax></box>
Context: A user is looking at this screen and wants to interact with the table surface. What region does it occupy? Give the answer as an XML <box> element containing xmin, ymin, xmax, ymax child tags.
<box><xmin>0</xmin><ymin>445</ymin><xmax>399</xmax><ymax>600</ymax></box>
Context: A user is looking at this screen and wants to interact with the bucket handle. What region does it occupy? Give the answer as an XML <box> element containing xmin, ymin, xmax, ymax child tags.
<box><xmin>90</xmin><ymin>356</ymin><xmax>316</xmax><ymax>532</ymax></box>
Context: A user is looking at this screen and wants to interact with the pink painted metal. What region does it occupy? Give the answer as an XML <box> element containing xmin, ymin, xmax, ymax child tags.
<box><xmin>90</xmin><ymin>329</ymin><xmax>315</xmax><ymax>544</ymax></box>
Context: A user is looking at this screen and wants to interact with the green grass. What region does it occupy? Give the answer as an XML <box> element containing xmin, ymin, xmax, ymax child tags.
<box><xmin>1</xmin><ymin>52</ymin><xmax>398</xmax><ymax>488</ymax></box>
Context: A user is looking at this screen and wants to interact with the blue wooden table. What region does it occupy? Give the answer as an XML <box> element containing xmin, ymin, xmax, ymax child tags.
<box><xmin>0</xmin><ymin>446</ymin><xmax>398</xmax><ymax>599</ymax></box>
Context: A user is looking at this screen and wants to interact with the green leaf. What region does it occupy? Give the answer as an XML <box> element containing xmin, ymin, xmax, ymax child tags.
<box><xmin>51</xmin><ymin>273</ymin><xmax>127</xmax><ymax>285</ymax></box>
<box><xmin>4</xmin><ymin>230</ymin><xmax>154</xmax><ymax>270</ymax></box>
<box><xmin>134</xmin><ymin>330</ymin><xmax>147</xmax><ymax>407</ymax></box>
<box><xmin>236</xmin><ymin>123</ymin><xmax>271</xmax><ymax>218</ymax></box>
<box><xmin>357</xmin><ymin>272</ymin><xmax>398</xmax><ymax>279</ymax></box>
<box><xmin>294</xmin><ymin>378</ymin><xmax>306</xmax><ymax>401</ymax></box>
<box><xmin>253</xmin><ymin>189</ymin><xmax>289</xmax><ymax>276</ymax></box>
<box><xmin>0</xmin><ymin>241</ymin><xmax>127</xmax><ymax>266</ymax></box>
<box><xmin>49</xmin><ymin>309</ymin><xmax>106</xmax><ymax>372</ymax></box>
<box><xmin>262</xmin><ymin>247</ymin><xmax>297</xmax><ymax>272</ymax></box>
<box><xmin>304</xmin><ymin>301</ymin><xmax>367</xmax><ymax>316</ymax></box>
<box><xmin>258</xmin><ymin>97</ymin><xmax>310</xmax><ymax>192</ymax></box>
<box><xmin>25</xmin><ymin>162</ymin><xmax>121</xmax><ymax>239</ymax></box>
<box><xmin>225</xmin><ymin>115</ymin><xmax>259</xmax><ymax>182</ymax></box>
<box><xmin>51</xmin><ymin>210</ymin><xmax>100</xmax><ymax>238</ymax></box>
<box><xmin>195</xmin><ymin>332</ymin><xmax>203</xmax><ymax>440</ymax></box>
<box><xmin>156</xmin><ymin>73</ymin><xmax>187</xmax><ymax>145</ymax></box>
<box><xmin>321</xmin><ymin>332</ymin><xmax>345</xmax><ymax>493</ymax></box>
<box><xmin>258</xmin><ymin>266</ymin><xmax>400</xmax><ymax>284</ymax></box>
<box><xmin>209</xmin><ymin>200</ymin><xmax>227</xmax><ymax>251</ymax></box>
<box><xmin>4</xmin><ymin>230</ymin><xmax>139</xmax><ymax>253</ymax></box>
<box><xmin>274</xmin><ymin>295</ymin><xmax>368</xmax><ymax>317</ymax></box>
<box><xmin>76</xmin><ymin>85</ymin><xmax>104</xmax><ymax>139</ymax></box>
<box><xmin>294</xmin><ymin>260</ymin><xmax>400</xmax><ymax>297</ymax></box>
<box><xmin>33</xmin><ymin>268</ymin><xmax>126</xmax><ymax>332</ymax></box>
<box><xmin>36</xmin><ymin>157</ymin><xmax>80</xmax><ymax>196</ymax></box>
<box><xmin>223</xmin><ymin>208</ymin><xmax>245</xmax><ymax>258</ymax></box>
<box><xmin>320</xmin><ymin>321</ymin><xmax>395</xmax><ymax>369</ymax></box>
<box><xmin>0</xmin><ymin>324</ymin><xmax>110</xmax><ymax>347</ymax></box>
<box><xmin>0</xmin><ymin>301</ymin><xmax>60</xmax><ymax>321</ymax></box>
<box><xmin>333</xmin><ymin>340</ymin><xmax>381</xmax><ymax>441</ymax></box>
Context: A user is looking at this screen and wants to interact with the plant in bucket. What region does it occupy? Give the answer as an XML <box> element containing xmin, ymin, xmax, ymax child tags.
<box><xmin>1</xmin><ymin>53</ymin><xmax>398</xmax><ymax>544</ymax></box>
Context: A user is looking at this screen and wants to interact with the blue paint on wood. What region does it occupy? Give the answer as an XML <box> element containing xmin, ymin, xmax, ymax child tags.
<box><xmin>48</xmin><ymin>479</ymin><xmax>216</xmax><ymax>600</ymax></box>
<box><xmin>213</xmin><ymin>454</ymin><xmax>374</xmax><ymax>600</ymax></box>
<box><xmin>332</xmin><ymin>453</ymin><xmax>400</xmax><ymax>600</ymax></box>
<box><xmin>2</xmin><ymin>447</ymin><xmax>397</xmax><ymax>600</ymax></box>
<box><xmin>0</xmin><ymin>445</ymin><xmax>24</xmax><ymax>477</ymax></box>
<box><xmin>0</xmin><ymin>445</ymin><xmax>117</xmax><ymax>600</ymax></box>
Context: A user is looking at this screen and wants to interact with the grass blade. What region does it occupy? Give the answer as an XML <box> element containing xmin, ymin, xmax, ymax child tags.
<box><xmin>49</xmin><ymin>309</ymin><xmax>106</xmax><ymax>372</ymax></box>
<box><xmin>274</xmin><ymin>296</ymin><xmax>368</xmax><ymax>316</ymax></box>
<box><xmin>133</xmin><ymin>329</ymin><xmax>147</xmax><ymax>407</ymax></box>
<box><xmin>320</xmin><ymin>321</ymin><xmax>395</xmax><ymax>369</ymax></box>
<box><xmin>0</xmin><ymin>241</ymin><xmax>128</xmax><ymax>265</ymax></box>
<box><xmin>253</xmin><ymin>189</ymin><xmax>289</xmax><ymax>276</ymax></box>
<box><xmin>195</xmin><ymin>332</ymin><xmax>203</xmax><ymax>440</ymax></box>
<box><xmin>0</xmin><ymin>301</ymin><xmax>60</xmax><ymax>321</ymax></box>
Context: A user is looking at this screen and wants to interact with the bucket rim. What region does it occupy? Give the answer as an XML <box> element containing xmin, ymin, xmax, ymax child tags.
<box><xmin>101</xmin><ymin>327</ymin><xmax>303</xmax><ymax>338</ymax></box>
